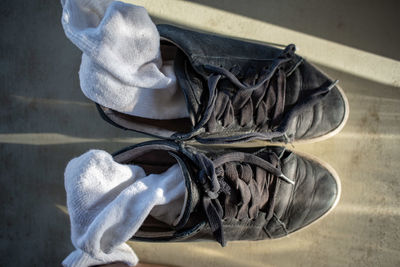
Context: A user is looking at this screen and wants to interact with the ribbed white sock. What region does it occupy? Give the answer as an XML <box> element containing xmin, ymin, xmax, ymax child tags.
<box><xmin>61</xmin><ymin>0</ymin><xmax>188</xmax><ymax>120</ymax></box>
<box><xmin>62</xmin><ymin>150</ymin><xmax>186</xmax><ymax>267</ymax></box>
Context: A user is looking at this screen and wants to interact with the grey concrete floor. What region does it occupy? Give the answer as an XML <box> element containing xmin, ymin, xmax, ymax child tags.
<box><xmin>1</xmin><ymin>0</ymin><xmax>399</xmax><ymax>266</ymax></box>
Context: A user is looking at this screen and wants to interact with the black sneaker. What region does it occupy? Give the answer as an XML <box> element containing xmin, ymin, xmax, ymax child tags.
<box><xmin>113</xmin><ymin>140</ymin><xmax>340</xmax><ymax>246</ymax></box>
<box><xmin>98</xmin><ymin>24</ymin><xmax>349</xmax><ymax>144</ymax></box>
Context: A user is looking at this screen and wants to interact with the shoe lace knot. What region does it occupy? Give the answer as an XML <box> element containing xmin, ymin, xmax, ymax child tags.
<box><xmin>193</xmin><ymin>150</ymin><xmax>294</xmax><ymax>246</ymax></box>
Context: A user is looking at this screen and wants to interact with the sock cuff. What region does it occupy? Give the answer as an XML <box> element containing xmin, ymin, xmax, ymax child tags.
<box><xmin>62</xmin><ymin>244</ymin><xmax>138</xmax><ymax>267</ymax></box>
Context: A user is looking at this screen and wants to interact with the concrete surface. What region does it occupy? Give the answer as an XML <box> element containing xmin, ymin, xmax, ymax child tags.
<box><xmin>0</xmin><ymin>0</ymin><xmax>399</xmax><ymax>266</ymax></box>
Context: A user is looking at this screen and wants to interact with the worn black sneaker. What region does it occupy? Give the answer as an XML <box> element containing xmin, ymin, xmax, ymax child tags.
<box><xmin>113</xmin><ymin>140</ymin><xmax>340</xmax><ymax>246</ymax></box>
<box><xmin>98</xmin><ymin>24</ymin><xmax>349</xmax><ymax>144</ymax></box>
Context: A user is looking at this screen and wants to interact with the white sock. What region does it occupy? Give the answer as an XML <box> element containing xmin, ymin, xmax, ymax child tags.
<box><xmin>61</xmin><ymin>0</ymin><xmax>188</xmax><ymax>120</ymax></box>
<box><xmin>62</xmin><ymin>150</ymin><xmax>186</xmax><ymax>267</ymax></box>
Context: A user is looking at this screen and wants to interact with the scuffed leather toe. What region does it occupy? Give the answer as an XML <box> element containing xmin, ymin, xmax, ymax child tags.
<box><xmin>285</xmin><ymin>154</ymin><xmax>339</xmax><ymax>234</ymax></box>
<box><xmin>291</xmin><ymin>60</ymin><xmax>348</xmax><ymax>141</ymax></box>
<box><xmin>265</xmin><ymin>152</ymin><xmax>340</xmax><ymax>238</ymax></box>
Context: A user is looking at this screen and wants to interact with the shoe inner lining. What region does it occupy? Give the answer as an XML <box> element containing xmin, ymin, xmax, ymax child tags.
<box><xmin>114</xmin><ymin>145</ymin><xmax>201</xmax><ymax>238</ymax></box>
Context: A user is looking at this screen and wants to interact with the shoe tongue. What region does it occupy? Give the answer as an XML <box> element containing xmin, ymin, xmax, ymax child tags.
<box><xmin>172</xmin><ymin>151</ymin><xmax>201</xmax><ymax>229</ymax></box>
<box><xmin>174</xmin><ymin>49</ymin><xmax>205</xmax><ymax>127</ymax></box>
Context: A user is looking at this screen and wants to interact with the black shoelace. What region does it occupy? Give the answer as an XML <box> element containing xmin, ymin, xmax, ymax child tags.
<box><xmin>193</xmin><ymin>150</ymin><xmax>294</xmax><ymax>246</ymax></box>
<box><xmin>194</xmin><ymin>44</ymin><xmax>338</xmax><ymax>143</ymax></box>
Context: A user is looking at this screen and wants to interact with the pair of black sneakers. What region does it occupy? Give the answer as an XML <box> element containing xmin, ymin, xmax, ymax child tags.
<box><xmin>95</xmin><ymin>25</ymin><xmax>349</xmax><ymax>246</ymax></box>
